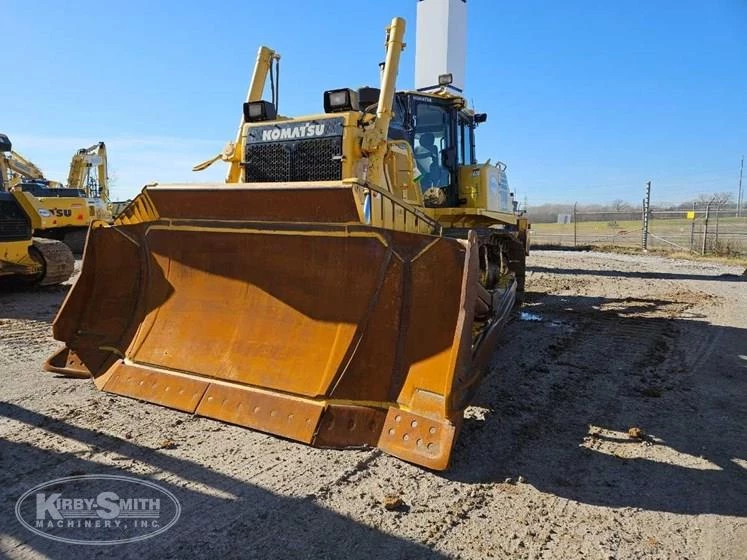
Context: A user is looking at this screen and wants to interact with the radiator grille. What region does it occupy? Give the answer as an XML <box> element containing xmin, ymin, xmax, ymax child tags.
<box><xmin>244</xmin><ymin>137</ymin><xmax>343</xmax><ymax>182</ymax></box>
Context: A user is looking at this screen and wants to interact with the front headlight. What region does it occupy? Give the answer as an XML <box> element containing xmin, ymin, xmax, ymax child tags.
<box><xmin>243</xmin><ymin>100</ymin><xmax>277</xmax><ymax>122</ymax></box>
<box><xmin>323</xmin><ymin>88</ymin><xmax>359</xmax><ymax>113</ymax></box>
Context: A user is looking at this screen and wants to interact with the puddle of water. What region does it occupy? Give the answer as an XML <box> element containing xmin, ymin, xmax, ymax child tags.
<box><xmin>520</xmin><ymin>311</ymin><xmax>543</xmax><ymax>321</ymax></box>
<box><xmin>520</xmin><ymin>311</ymin><xmax>567</xmax><ymax>328</ymax></box>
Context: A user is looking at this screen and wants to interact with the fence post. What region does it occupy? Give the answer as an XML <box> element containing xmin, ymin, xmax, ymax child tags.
<box><xmin>642</xmin><ymin>181</ymin><xmax>651</xmax><ymax>250</ymax></box>
<box><xmin>701</xmin><ymin>200</ymin><xmax>711</xmax><ymax>255</ymax></box>
<box><xmin>689</xmin><ymin>202</ymin><xmax>696</xmax><ymax>252</ymax></box>
<box><xmin>573</xmin><ymin>203</ymin><xmax>577</xmax><ymax>247</ymax></box>
<box><xmin>738</xmin><ymin>155</ymin><xmax>743</xmax><ymax>218</ymax></box>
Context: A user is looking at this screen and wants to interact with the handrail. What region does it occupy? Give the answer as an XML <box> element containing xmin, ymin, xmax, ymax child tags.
<box><xmin>360</xmin><ymin>181</ymin><xmax>442</xmax><ymax>236</ymax></box>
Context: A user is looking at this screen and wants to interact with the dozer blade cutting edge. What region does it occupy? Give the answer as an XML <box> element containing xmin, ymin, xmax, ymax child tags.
<box><xmin>45</xmin><ymin>183</ymin><xmax>515</xmax><ymax>470</ymax></box>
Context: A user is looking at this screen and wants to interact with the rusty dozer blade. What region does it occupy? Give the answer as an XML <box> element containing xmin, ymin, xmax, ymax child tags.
<box><xmin>46</xmin><ymin>183</ymin><xmax>515</xmax><ymax>470</ymax></box>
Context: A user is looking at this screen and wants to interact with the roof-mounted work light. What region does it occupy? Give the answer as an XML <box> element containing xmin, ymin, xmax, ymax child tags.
<box><xmin>323</xmin><ymin>88</ymin><xmax>359</xmax><ymax>113</ymax></box>
<box><xmin>243</xmin><ymin>100</ymin><xmax>277</xmax><ymax>122</ymax></box>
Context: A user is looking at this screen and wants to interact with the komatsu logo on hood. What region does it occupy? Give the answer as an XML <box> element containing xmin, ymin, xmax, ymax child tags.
<box><xmin>261</xmin><ymin>124</ymin><xmax>326</xmax><ymax>142</ymax></box>
<box><xmin>248</xmin><ymin>117</ymin><xmax>343</xmax><ymax>144</ymax></box>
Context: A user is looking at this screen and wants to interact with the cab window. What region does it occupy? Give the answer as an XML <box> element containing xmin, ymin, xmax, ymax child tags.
<box><xmin>388</xmin><ymin>94</ymin><xmax>409</xmax><ymax>141</ymax></box>
<box><xmin>412</xmin><ymin>101</ymin><xmax>452</xmax><ymax>191</ymax></box>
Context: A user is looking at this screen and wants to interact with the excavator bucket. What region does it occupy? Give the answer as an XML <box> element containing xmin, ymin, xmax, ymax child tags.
<box><xmin>46</xmin><ymin>183</ymin><xmax>514</xmax><ymax>469</ymax></box>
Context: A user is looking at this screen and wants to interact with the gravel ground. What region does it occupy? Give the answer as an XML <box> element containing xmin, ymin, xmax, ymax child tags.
<box><xmin>1</xmin><ymin>250</ymin><xmax>745</xmax><ymax>559</ymax></box>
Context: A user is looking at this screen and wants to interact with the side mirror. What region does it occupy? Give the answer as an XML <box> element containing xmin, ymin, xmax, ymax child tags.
<box><xmin>441</xmin><ymin>146</ymin><xmax>457</xmax><ymax>170</ymax></box>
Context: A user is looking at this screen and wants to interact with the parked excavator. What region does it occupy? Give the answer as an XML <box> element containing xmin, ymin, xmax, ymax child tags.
<box><xmin>46</xmin><ymin>1</ymin><xmax>528</xmax><ymax>470</ymax></box>
<box><xmin>67</xmin><ymin>142</ymin><xmax>109</xmax><ymax>202</ymax></box>
<box><xmin>0</xmin><ymin>137</ymin><xmax>112</xmax><ymax>252</ymax></box>
<box><xmin>0</xmin><ymin>134</ymin><xmax>74</xmax><ymax>286</ymax></box>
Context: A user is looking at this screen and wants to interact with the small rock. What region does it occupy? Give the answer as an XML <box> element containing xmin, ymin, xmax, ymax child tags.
<box><xmin>382</xmin><ymin>494</ymin><xmax>406</xmax><ymax>511</ymax></box>
<box><xmin>159</xmin><ymin>439</ymin><xmax>177</xmax><ymax>450</ymax></box>
<box><xmin>124</xmin><ymin>432</ymin><xmax>133</xmax><ymax>440</ymax></box>
<box><xmin>504</xmin><ymin>477</ymin><xmax>514</xmax><ymax>484</ymax></box>
<box><xmin>627</xmin><ymin>426</ymin><xmax>645</xmax><ymax>439</ymax></box>
<box><xmin>517</xmin><ymin>475</ymin><xmax>526</xmax><ymax>484</ymax></box>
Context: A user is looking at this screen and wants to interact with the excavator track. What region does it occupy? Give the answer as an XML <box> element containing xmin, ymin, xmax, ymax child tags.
<box><xmin>30</xmin><ymin>237</ymin><xmax>75</xmax><ymax>286</ymax></box>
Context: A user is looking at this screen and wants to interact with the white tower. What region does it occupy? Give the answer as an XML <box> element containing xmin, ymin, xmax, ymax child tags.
<box><xmin>415</xmin><ymin>0</ymin><xmax>467</xmax><ymax>93</ymax></box>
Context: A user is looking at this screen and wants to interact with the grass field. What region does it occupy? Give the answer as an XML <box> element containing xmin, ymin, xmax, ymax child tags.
<box><xmin>531</xmin><ymin>216</ymin><xmax>747</xmax><ymax>255</ymax></box>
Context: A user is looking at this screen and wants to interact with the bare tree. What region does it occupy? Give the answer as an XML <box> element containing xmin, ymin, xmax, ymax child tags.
<box><xmin>714</xmin><ymin>192</ymin><xmax>733</xmax><ymax>204</ymax></box>
<box><xmin>611</xmin><ymin>199</ymin><xmax>631</xmax><ymax>212</ymax></box>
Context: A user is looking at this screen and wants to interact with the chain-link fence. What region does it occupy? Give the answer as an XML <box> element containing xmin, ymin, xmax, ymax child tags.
<box><xmin>530</xmin><ymin>207</ymin><xmax>747</xmax><ymax>256</ymax></box>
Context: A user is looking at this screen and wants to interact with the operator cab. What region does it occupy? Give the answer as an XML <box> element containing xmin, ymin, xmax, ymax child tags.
<box><xmin>389</xmin><ymin>92</ymin><xmax>482</xmax><ymax>208</ymax></box>
<box><xmin>0</xmin><ymin>134</ymin><xmax>11</xmax><ymax>153</ymax></box>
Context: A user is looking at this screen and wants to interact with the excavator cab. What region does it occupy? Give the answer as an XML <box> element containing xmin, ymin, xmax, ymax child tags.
<box><xmin>0</xmin><ymin>134</ymin><xmax>11</xmax><ymax>154</ymax></box>
<box><xmin>18</xmin><ymin>181</ymin><xmax>86</xmax><ymax>198</ymax></box>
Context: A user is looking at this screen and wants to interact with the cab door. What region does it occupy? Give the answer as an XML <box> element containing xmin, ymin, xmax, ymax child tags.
<box><xmin>409</xmin><ymin>96</ymin><xmax>459</xmax><ymax>207</ymax></box>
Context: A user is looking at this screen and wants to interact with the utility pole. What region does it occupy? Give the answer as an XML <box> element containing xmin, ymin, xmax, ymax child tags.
<box><xmin>738</xmin><ymin>155</ymin><xmax>744</xmax><ymax>218</ymax></box>
<box><xmin>573</xmin><ymin>202</ymin><xmax>577</xmax><ymax>247</ymax></box>
<box><xmin>642</xmin><ymin>181</ymin><xmax>651</xmax><ymax>250</ymax></box>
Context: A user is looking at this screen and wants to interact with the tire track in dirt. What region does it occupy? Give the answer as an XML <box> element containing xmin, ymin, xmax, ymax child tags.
<box><xmin>1</xmin><ymin>252</ymin><xmax>744</xmax><ymax>559</ymax></box>
<box><xmin>452</xmin><ymin>284</ymin><xmax>710</xmax><ymax>485</ymax></box>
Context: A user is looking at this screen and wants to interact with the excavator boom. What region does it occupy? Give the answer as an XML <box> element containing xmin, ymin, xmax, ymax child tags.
<box><xmin>67</xmin><ymin>142</ymin><xmax>109</xmax><ymax>201</ymax></box>
<box><xmin>0</xmin><ymin>149</ymin><xmax>56</xmax><ymax>190</ymax></box>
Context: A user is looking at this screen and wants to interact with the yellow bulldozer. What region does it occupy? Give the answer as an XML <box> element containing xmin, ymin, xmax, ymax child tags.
<box><xmin>0</xmin><ymin>137</ymin><xmax>112</xmax><ymax>253</ymax></box>
<box><xmin>0</xmin><ymin>134</ymin><xmax>74</xmax><ymax>286</ymax></box>
<box><xmin>46</xmin><ymin>4</ymin><xmax>528</xmax><ymax>469</ymax></box>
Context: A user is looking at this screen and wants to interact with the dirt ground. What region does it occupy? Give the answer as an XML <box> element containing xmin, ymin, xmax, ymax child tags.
<box><xmin>1</xmin><ymin>250</ymin><xmax>745</xmax><ymax>559</ymax></box>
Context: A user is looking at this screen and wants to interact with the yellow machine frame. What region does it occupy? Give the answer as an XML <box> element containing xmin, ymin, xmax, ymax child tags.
<box><xmin>47</xmin><ymin>16</ymin><xmax>528</xmax><ymax>470</ymax></box>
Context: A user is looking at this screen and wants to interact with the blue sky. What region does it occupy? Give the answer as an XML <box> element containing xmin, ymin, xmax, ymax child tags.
<box><xmin>3</xmin><ymin>0</ymin><xmax>745</xmax><ymax>206</ymax></box>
